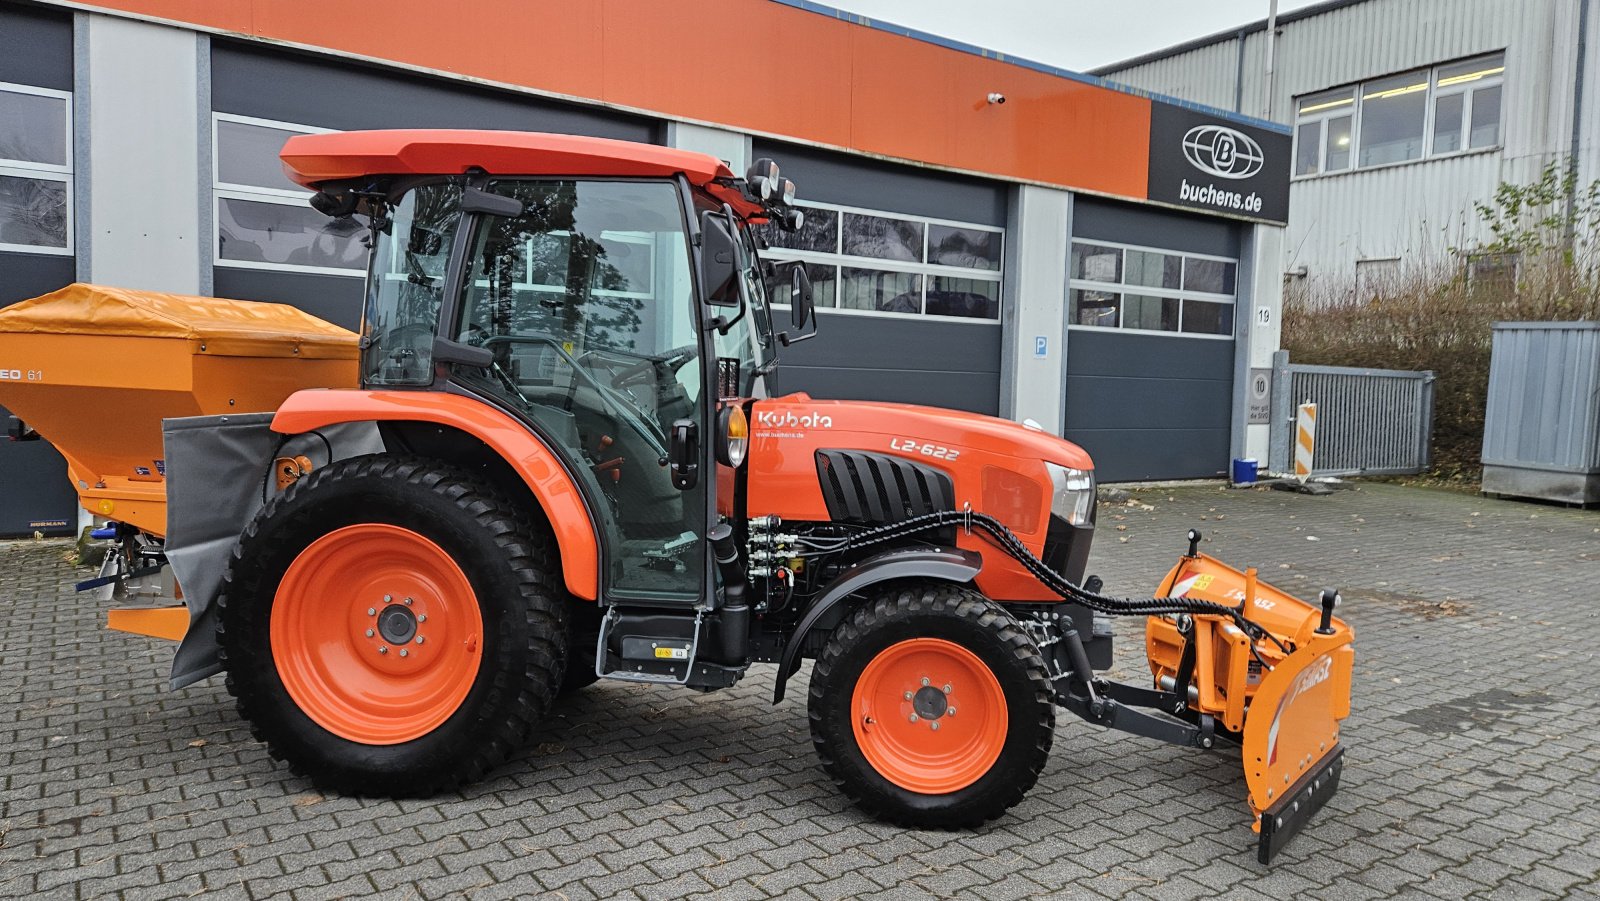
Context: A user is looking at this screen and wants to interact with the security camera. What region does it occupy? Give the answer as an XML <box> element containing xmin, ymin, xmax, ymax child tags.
<box><xmin>987</xmin><ymin>92</ymin><xmax>1006</xmax><ymax>105</ymax></box>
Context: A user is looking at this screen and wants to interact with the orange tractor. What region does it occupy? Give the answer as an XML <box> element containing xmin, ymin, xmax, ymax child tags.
<box><xmin>0</xmin><ymin>130</ymin><xmax>1352</xmax><ymax>862</ymax></box>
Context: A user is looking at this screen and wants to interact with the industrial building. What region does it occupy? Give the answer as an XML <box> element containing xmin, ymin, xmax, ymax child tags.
<box><xmin>1095</xmin><ymin>0</ymin><xmax>1596</xmax><ymax>292</ymax></box>
<box><xmin>0</xmin><ymin>0</ymin><xmax>1291</xmax><ymax>536</ymax></box>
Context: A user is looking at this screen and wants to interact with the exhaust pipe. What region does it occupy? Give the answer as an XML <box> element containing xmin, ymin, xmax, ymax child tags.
<box><xmin>709</xmin><ymin>523</ymin><xmax>749</xmax><ymax>662</ymax></box>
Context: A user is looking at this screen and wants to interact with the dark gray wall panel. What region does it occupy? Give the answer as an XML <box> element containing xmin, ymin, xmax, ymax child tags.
<box><xmin>213</xmin><ymin>268</ymin><xmax>365</xmax><ymax>330</ymax></box>
<box><xmin>0</xmin><ymin>4</ymin><xmax>72</xmax><ymax>91</ymax></box>
<box><xmin>211</xmin><ymin>40</ymin><xmax>657</xmax><ymax>142</ymax></box>
<box><xmin>752</xmin><ymin>139</ymin><xmax>1007</xmax><ymax>227</ymax></box>
<box><xmin>0</xmin><ymin>250</ymin><xmax>76</xmax><ymax>537</ymax></box>
<box><xmin>1064</xmin><ymin>330</ymin><xmax>1232</xmax><ymax>481</ymax></box>
<box><xmin>0</xmin><ymin>251</ymin><xmax>74</xmax><ymax>306</ymax></box>
<box><xmin>773</xmin><ymin>312</ymin><xmax>1000</xmax><ymax>415</ymax></box>
<box><xmin>1073</xmin><ymin>196</ymin><xmax>1240</xmax><ymax>258</ymax></box>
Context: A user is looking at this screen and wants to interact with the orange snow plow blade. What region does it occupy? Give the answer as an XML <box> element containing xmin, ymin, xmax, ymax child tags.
<box><xmin>1148</xmin><ymin>550</ymin><xmax>1355</xmax><ymax>863</ymax></box>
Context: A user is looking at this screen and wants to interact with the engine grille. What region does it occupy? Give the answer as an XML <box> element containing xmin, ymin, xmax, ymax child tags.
<box><xmin>815</xmin><ymin>450</ymin><xmax>955</xmax><ymax>524</ymax></box>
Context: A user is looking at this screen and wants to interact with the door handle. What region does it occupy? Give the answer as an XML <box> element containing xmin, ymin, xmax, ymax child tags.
<box><xmin>669</xmin><ymin>419</ymin><xmax>699</xmax><ymax>490</ymax></box>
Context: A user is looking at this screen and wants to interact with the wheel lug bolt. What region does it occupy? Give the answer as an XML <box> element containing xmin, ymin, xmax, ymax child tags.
<box><xmin>365</xmin><ymin>629</ymin><xmax>374</xmax><ymax>638</ymax></box>
<box><xmin>948</xmin><ymin>707</ymin><xmax>957</xmax><ymax>716</ymax></box>
<box><xmin>367</xmin><ymin>608</ymin><xmax>376</xmax><ymax>616</ymax></box>
<box><xmin>378</xmin><ymin>646</ymin><xmax>388</xmax><ymax>654</ymax></box>
<box><xmin>418</xmin><ymin>614</ymin><xmax>427</xmax><ymax>623</ymax></box>
<box><xmin>930</xmin><ymin>721</ymin><xmax>940</xmax><ymax>731</ymax></box>
<box><xmin>384</xmin><ymin>595</ymin><xmax>392</xmax><ymax>603</ymax></box>
<box><xmin>943</xmin><ymin>684</ymin><xmax>953</xmax><ymax>694</ymax></box>
<box><xmin>921</xmin><ymin>677</ymin><xmax>930</xmax><ymax>687</ymax></box>
<box><xmin>415</xmin><ymin>637</ymin><xmax>425</xmax><ymax>645</ymax></box>
<box><xmin>399</xmin><ymin>649</ymin><xmax>409</xmax><ymax>658</ymax></box>
<box><xmin>909</xmin><ymin>714</ymin><xmax>919</xmax><ymax>722</ymax></box>
<box><xmin>903</xmin><ymin>691</ymin><xmax>912</xmax><ymax>700</ymax></box>
<box><xmin>403</xmin><ymin>597</ymin><xmax>413</xmax><ymax>606</ymax></box>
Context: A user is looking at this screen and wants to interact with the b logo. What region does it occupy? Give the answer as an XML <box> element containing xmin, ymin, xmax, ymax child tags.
<box><xmin>1182</xmin><ymin>125</ymin><xmax>1265</xmax><ymax>180</ymax></box>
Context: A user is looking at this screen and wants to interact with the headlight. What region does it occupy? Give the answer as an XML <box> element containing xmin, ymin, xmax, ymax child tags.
<box><xmin>717</xmin><ymin>404</ymin><xmax>749</xmax><ymax>467</ymax></box>
<box><xmin>1046</xmin><ymin>463</ymin><xmax>1095</xmax><ymax>525</ymax></box>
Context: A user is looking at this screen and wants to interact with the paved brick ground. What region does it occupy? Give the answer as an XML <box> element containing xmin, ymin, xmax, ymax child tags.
<box><xmin>2</xmin><ymin>483</ymin><xmax>1598</xmax><ymax>900</ymax></box>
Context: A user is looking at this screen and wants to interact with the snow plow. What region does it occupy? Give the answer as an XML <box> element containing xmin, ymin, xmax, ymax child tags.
<box><xmin>0</xmin><ymin>129</ymin><xmax>1353</xmax><ymax>863</ymax></box>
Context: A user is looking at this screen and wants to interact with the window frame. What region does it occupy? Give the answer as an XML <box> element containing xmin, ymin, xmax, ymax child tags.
<box><xmin>211</xmin><ymin>112</ymin><xmax>365</xmax><ymax>278</ymax></box>
<box><xmin>1067</xmin><ymin>238</ymin><xmax>1238</xmax><ymax>341</ymax></box>
<box><xmin>0</xmin><ymin>81</ymin><xmax>74</xmax><ymax>256</ymax></box>
<box><xmin>1291</xmin><ymin>52</ymin><xmax>1506</xmax><ymax>181</ymax></box>
<box><xmin>759</xmin><ymin>199</ymin><xmax>1004</xmax><ymax>324</ymax></box>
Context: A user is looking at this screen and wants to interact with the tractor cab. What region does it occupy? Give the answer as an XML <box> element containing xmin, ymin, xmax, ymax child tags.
<box><xmin>285</xmin><ymin>130</ymin><xmax>812</xmax><ymax>605</ymax></box>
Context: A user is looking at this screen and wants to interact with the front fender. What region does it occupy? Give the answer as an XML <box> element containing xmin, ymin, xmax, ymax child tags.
<box><xmin>772</xmin><ymin>545</ymin><xmax>982</xmax><ymax>703</ymax></box>
<box><xmin>272</xmin><ymin>389</ymin><xmax>601</xmax><ymax>600</ymax></box>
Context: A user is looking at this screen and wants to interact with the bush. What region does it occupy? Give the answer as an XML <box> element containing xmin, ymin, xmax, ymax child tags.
<box><xmin>1281</xmin><ymin>162</ymin><xmax>1600</xmax><ymax>482</ymax></box>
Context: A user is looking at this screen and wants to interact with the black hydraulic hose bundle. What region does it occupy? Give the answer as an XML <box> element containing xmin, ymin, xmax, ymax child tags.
<box><xmin>800</xmin><ymin>509</ymin><xmax>1276</xmax><ymax>644</ymax></box>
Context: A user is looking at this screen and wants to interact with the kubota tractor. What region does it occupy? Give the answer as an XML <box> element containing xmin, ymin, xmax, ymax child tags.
<box><xmin>0</xmin><ymin>130</ymin><xmax>1353</xmax><ymax>863</ymax></box>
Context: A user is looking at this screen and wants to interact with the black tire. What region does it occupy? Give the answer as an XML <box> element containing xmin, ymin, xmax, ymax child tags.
<box><xmin>558</xmin><ymin>602</ymin><xmax>602</xmax><ymax>696</ymax></box>
<box><xmin>808</xmin><ymin>582</ymin><xmax>1055</xmax><ymax>828</ymax></box>
<box><xmin>216</xmin><ymin>454</ymin><xmax>567</xmax><ymax>796</ymax></box>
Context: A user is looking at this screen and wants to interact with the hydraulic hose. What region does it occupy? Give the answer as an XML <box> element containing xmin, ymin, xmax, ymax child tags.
<box><xmin>812</xmin><ymin>509</ymin><xmax>1273</xmax><ymax>642</ymax></box>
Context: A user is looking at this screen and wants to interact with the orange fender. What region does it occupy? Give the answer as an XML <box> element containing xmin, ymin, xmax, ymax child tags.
<box><xmin>272</xmin><ymin>389</ymin><xmax>599</xmax><ymax>600</ymax></box>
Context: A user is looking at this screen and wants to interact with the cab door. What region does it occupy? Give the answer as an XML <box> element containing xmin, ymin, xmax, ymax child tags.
<box><xmin>435</xmin><ymin>178</ymin><xmax>713</xmax><ymax>602</ymax></box>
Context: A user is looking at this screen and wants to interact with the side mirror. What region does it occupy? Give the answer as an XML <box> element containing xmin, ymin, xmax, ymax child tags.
<box><xmin>460</xmin><ymin>187</ymin><xmax>524</xmax><ymax>218</ymax></box>
<box><xmin>788</xmin><ymin>264</ymin><xmax>814</xmax><ymax>329</ymax></box>
<box><xmin>699</xmin><ymin>211</ymin><xmax>741</xmax><ymax>307</ymax></box>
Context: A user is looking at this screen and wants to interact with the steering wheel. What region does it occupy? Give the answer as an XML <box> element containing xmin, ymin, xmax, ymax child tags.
<box><xmin>607</xmin><ymin>344</ymin><xmax>699</xmax><ymax>389</ymax></box>
<box><xmin>479</xmin><ymin>335</ymin><xmax>669</xmax><ymax>460</ymax></box>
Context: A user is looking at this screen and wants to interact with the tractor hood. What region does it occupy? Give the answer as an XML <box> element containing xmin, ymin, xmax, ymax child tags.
<box><xmin>749</xmin><ymin>396</ymin><xmax>1094</xmax><ymax>471</ymax></box>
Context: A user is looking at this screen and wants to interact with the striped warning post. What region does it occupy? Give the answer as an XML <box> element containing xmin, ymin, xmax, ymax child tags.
<box><xmin>1294</xmin><ymin>402</ymin><xmax>1318</xmax><ymax>482</ymax></box>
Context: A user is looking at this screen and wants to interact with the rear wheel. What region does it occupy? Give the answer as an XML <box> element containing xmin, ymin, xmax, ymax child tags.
<box><xmin>808</xmin><ymin>583</ymin><xmax>1055</xmax><ymax>827</ymax></box>
<box><xmin>217</xmin><ymin>455</ymin><xmax>567</xmax><ymax>795</ymax></box>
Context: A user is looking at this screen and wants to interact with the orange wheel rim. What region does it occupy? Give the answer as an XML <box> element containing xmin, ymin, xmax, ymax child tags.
<box><xmin>271</xmin><ymin>523</ymin><xmax>483</xmax><ymax>745</ymax></box>
<box><xmin>851</xmin><ymin>638</ymin><xmax>1008</xmax><ymax>794</ymax></box>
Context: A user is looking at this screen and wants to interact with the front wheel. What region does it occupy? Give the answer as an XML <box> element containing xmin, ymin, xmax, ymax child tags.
<box><xmin>807</xmin><ymin>583</ymin><xmax>1055</xmax><ymax>827</ymax></box>
<box><xmin>216</xmin><ymin>455</ymin><xmax>567</xmax><ymax>795</ymax></box>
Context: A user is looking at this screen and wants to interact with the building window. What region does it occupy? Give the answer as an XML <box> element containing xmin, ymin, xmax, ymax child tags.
<box><xmin>1466</xmin><ymin>251</ymin><xmax>1518</xmax><ymax>292</ymax></box>
<box><xmin>0</xmin><ymin>82</ymin><xmax>73</xmax><ymax>255</ymax></box>
<box><xmin>756</xmin><ymin>201</ymin><xmax>1002</xmax><ymax>321</ymax></box>
<box><xmin>212</xmin><ymin>113</ymin><xmax>366</xmax><ymax>276</ymax></box>
<box><xmin>1068</xmin><ymin>241</ymin><xmax>1236</xmax><ymax>337</ymax></box>
<box><xmin>1355</xmin><ymin>257</ymin><xmax>1400</xmax><ymax>299</ymax></box>
<box><xmin>1293</xmin><ymin>52</ymin><xmax>1504</xmax><ymax>177</ymax></box>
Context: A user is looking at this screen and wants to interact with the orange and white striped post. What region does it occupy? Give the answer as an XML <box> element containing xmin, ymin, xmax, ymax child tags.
<box><xmin>1294</xmin><ymin>402</ymin><xmax>1318</xmax><ymax>482</ymax></box>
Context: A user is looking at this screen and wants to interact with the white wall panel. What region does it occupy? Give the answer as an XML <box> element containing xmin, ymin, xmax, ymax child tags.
<box><xmin>999</xmin><ymin>185</ymin><xmax>1071</xmax><ymax>433</ymax></box>
<box><xmin>84</xmin><ymin>15</ymin><xmax>201</xmax><ymax>293</ymax></box>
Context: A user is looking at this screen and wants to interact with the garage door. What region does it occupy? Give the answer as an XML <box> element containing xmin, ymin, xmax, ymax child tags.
<box><xmin>754</xmin><ymin>140</ymin><xmax>1007</xmax><ymax>415</ymax></box>
<box><xmin>1065</xmin><ymin>198</ymin><xmax>1240</xmax><ymax>482</ymax></box>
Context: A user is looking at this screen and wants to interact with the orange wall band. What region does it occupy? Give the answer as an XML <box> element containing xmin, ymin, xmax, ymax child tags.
<box><xmin>272</xmin><ymin>390</ymin><xmax>602</xmax><ymax>600</ymax></box>
<box><xmin>62</xmin><ymin>0</ymin><xmax>1152</xmax><ymax>200</ymax></box>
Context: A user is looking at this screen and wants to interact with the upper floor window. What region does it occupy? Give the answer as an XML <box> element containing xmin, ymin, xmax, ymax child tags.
<box><xmin>212</xmin><ymin>113</ymin><xmax>366</xmax><ymax>276</ymax></box>
<box><xmin>1294</xmin><ymin>52</ymin><xmax>1504</xmax><ymax>177</ymax></box>
<box><xmin>756</xmin><ymin>201</ymin><xmax>1003</xmax><ymax>322</ymax></box>
<box><xmin>0</xmin><ymin>82</ymin><xmax>73</xmax><ymax>255</ymax></box>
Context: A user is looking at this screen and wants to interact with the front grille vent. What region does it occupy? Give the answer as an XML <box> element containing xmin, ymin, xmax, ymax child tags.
<box><xmin>815</xmin><ymin>450</ymin><xmax>955</xmax><ymax>524</ymax></box>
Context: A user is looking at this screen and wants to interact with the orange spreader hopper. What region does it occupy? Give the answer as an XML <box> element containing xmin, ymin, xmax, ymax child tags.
<box><xmin>0</xmin><ymin>284</ymin><xmax>357</xmax><ymax>536</ymax></box>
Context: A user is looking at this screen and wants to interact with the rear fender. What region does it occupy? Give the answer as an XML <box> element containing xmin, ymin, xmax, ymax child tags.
<box><xmin>772</xmin><ymin>545</ymin><xmax>982</xmax><ymax>703</ymax></box>
<box><xmin>272</xmin><ymin>389</ymin><xmax>600</xmax><ymax>600</ymax></box>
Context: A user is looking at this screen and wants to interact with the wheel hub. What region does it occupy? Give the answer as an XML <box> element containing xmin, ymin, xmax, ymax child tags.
<box><xmin>377</xmin><ymin>603</ymin><xmax>418</xmax><ymax>644</ymax></box>
<box><xmin>912</xmin><ymin>684</ymin><xmax>950</xmax><ymax>720</ymax></box>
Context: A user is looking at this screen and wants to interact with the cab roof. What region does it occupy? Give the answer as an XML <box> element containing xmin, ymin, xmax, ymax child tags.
<box><xmin>280</xmin><ymin>129</ymin><xmax>756</xmax><ymax>211</ymax></box>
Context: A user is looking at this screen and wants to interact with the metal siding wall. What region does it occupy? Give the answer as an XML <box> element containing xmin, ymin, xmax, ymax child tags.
<box><xmin>1102</xmin><ymin>0</ymin><xmax>1578</xmax><ymax>281</ymax></box>
<box><xmin>0</xmin><ymin>6</ymin><xmax>77</xmax><ymax>537</ymax></box>
<box><xmin>773</xmin><ymin>313</ymin><xmax>1002</xmax><ymax>416</ymax></box>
